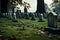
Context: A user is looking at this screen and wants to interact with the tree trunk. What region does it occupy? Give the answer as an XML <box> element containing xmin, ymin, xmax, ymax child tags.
<box><xmin>1</xmin><ymin>0</ymin><xmax>8</xmax><ymax>13</ymax></box>
<box><xmin>36</xmin><ymin>0</ymin><xmax>45</xmax><ymax>13</ymax></box>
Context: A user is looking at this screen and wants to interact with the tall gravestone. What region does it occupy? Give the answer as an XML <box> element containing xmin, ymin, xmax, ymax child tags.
<box><xmin>45</xmin><ymin>11</ymin><xmax>60</xmax><ymax>34</ymax></box>
<box><xmin>16</xmin><ymin>7</ymin><xmax>21</xmax><ymax>18</ymax></box>
<box><xmin>8</xmin><ymin>10</ymin><xmax>12</xmax><ymax>20</ymax></box>
<box><xmin>24</xmin><ymin>6</ymin><xmax>29</xmax><ymax>19</ymax></box>
<box><xmin>48</xmin><ymin>12</ymin><xmax>57</xmax><ymax>28</ymax></box>
<box><xmin>12</xmin><ymin>7</ymin><xmax>17</xmax><ymax>22</ymax></box>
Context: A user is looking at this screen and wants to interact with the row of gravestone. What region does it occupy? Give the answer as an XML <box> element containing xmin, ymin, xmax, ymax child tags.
<box><xmin>0</xmin><ymin>11</ymin><xmax>45</xmax><ymax>22</ymax></box>
<box><xmin>0</xmin><ymin>8</ymin><xmax>60</xmax><ymax>34</ymax></box>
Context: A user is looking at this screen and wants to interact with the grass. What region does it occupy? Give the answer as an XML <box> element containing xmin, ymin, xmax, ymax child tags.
<box><xmin>0</xmin><ymin>17</ymin><xmax>60</xmax><ymax>40</ymax></box>
<box><xmin>18</xmin><ymin>18</ymin><xmax>48</xmax><ymax>28</ymax></box>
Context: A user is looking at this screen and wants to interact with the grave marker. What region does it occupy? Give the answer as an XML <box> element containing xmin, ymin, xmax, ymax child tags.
<box><xmin>24</xmin><ymin>6</ymin><xmax>29</xmax><ymax>19</ymax></box>
<box><xmin>48</xmin><ymin>12</ymin><xmax>57</xmax><ymax>27</ymax></box>
<box><xmin>45</xmin><ymin>11</ymin><xmax>60</xmax><ymax>34</ymax></box>
<box><xmin>16</xmin><ymin>7</ymin><xmax>21</xmax><ymax>18</ymax></box>
<box><xmin>12</xmin><ymin>7</ymin><xmax>17</xmax><ymax>22</ymax></box>
<box><xmin>31</xmin><ymin>13</ymin><xmax>35</xmax><ymax>20</ymax></box>
<box><xmin>38</xmin><ymin>13</ymin><xmax>44</xmax><ymax>22</ymax></box>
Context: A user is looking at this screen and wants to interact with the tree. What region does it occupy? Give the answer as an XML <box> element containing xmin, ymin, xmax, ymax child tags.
<box><xmin>36</xmin><ymin>0</ymin><xmax>45</xmax><ymax>13</ymax></box>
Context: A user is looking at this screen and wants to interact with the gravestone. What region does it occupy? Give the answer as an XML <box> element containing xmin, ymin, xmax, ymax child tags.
<box><xmin>48</xmin><ymin>12</ymin><xmax>57</xmax><ymax>28</ymax></box>
<box><xmin>38</xmin><ymin>13</ymin><xmax>44</xmax><ymax>22</ymax></box>
<box><xmin>8</xmin><ymin>10</ymin><xmax>12</xmax><ymax>20</ymax></box>
<box><xmin>24</xmin><ymin>13</ymin><xmax>29</xmax><ymax>19</ymax></box>
<box><xmin>16</xmin><ymin>7</ymin><xmax>21</xmax><ymax>18</ymax></box>
<box><xmin>29</xmin><ymin>13</ymin><xmax>32</xmax><ymax>17</ymax></box>
<box><xmin>31</xmin><ymin>13</ymin><xmax>35</xmax><ymax>20</ymax></box>
<box><xmin>2</xmin><ymin>13</ymin><xmax>6</xmax><ymax>17</ymax></box>
<box><xmin>45</xmin><ymin>11</ymin><xmax>60</xmax><ymax>34</ymax></box>
<box><xmin>12</xmin><ymin>7</ymin><xmax>17</xmax><ymax>22</ymax></box>
<box><xmin>24</xmin><ymin>6</ymin><xmax>29</xmax><ymax>19</ymax></box>
<box><xmin>34</xmin><ymin>13</ymin><xmax>38</xmax><ymax>17</ymax></box>
<box><xmin>20</xmin><ymin>13</ymin><xmax>24</xmax><ymax>18</ymax></box>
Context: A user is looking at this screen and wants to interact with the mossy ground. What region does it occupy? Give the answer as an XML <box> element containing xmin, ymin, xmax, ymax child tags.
<box><xmin>0</xmin><ymin>17</ymin><xmax>60</xmax><ymax>40</ymax></box>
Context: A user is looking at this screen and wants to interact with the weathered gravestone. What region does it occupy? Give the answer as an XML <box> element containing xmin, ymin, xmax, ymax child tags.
<box><xmin>16</xmin><ymin>7</ymin><xmax>21</xmax><ymax>18</ymax></box>
<box><xmin>20</xmin><ymin>13</ymin><xmax>24</xmax><ymax>18</ymax></box>
<box><xmin>8</xmin><ymin>10</ymin><xmax>12</xmax><ymax>20</ymax></box>
<box><xmin>24</xmin><ymin>13</ymin><xmax>29</xmax><ymax>19</ymax></box>
<box><xmin>24</xmin><ymin>6</ymin><xmax>29</xmax><ymax>19</ymax></box>
<box><xmin>38</xmin><ymin>13</ymin><xmax>44</xmax><ymax>22</ymax></box>
<box><xmin>29</xmin><ymin>13</ymin><xmax>32</xmax><ymax>17</ymax></box>
<box><xmin>12</xmin><ymin>7</ymin><xmax>17</xmax><ymax>22</ymax></box>
<box><xmin>31</xmin><ymin>13</ymin><xmax>35</xmax><ymax>20</ymax></box>
<box><xmin>45</xmin><ymin>11</ymin><xmax>60</xmax><ymax>34</ymax></box>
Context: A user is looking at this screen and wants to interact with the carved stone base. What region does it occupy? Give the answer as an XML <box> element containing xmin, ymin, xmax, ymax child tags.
<box><xmin>44</xmin><ymin>27</ymin><xmax>60</xmax><ymax>34</ymax></box>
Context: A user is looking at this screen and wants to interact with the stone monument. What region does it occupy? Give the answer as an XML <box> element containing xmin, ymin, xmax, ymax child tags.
<box><xmin>45</xmin><ymin>11</ymin><xmax>60</xmax><ymax>34</ymax></box>
<box><xmin>38</xmin><ymin>13</ymin><xmax>44</xmax><ymax>22</ymax></box>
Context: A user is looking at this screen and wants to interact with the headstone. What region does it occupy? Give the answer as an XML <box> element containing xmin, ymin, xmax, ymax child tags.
<box><xmin>16</xmin><ymin>7</ymin><xmax>21</xmax><ymax>18</ymax></box>
<box><xmin>43</xmin><ymin>13</ymin><xmax>48</xmax><ymax>18</ymax></box>
<box><xmin>34</xmin><ymin>13</ymin><xmax>38</xmax><ymax>17</ymax></box>
<box><xmin>38</xmin><ymin>13</ymin><xmax>44</xmax><ymax>22</ymax></box>
<box><xmin>4</xmin><ymin>13</ymin><xmax>8</xmax><ymax>18</ymax></box>
<box><xmin>20</xmin><ymin>13</ymin><xmax>24</xmax><ymax>18</ymax></box>
<box><xmin>24</xmin><ymin>13</ymin><xmax>29</xmax><ymax>19</ymax></box>
<box><xmin>24</xmin><ymin>6</ymin><xmax>29</xmax><ymax>19</ymax></box>
<box><xmin>48</xmin><ymin>12</ymin><xmax>57</xmax><ymax>28</ymax></box>
<box><xmin>8</xmin><ymin>10</ymin><xmax>12</xmax><ymax>20</ymax></box>
<box><xmin>29</xmin><ymin>13</ymin><xmax>32</xmax><ymax>17</ymax></box>
<box><xmin>31</xmin><ymin>13</ymin><xmax>35</xmax><ymax>20</ymax></box>
<box><xmin>12</xmin><ymin>7</ymin><xmax>17</xmax><ymax>22</ymax></box>
<box><xmin>45</xmin><ymin>11</ymin><xmax>60</xmax><ymax>34</ymax></box>
<box><xmin>2</xmin><ymin>13</ymin><xmax>5</xmax><ymax>17</ymax></box>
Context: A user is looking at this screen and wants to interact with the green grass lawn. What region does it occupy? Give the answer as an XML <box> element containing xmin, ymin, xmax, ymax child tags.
<box><xmin>0</xmin><ymin>17</ymin><xmax>60</xmax><ymax>40</ymax></box>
